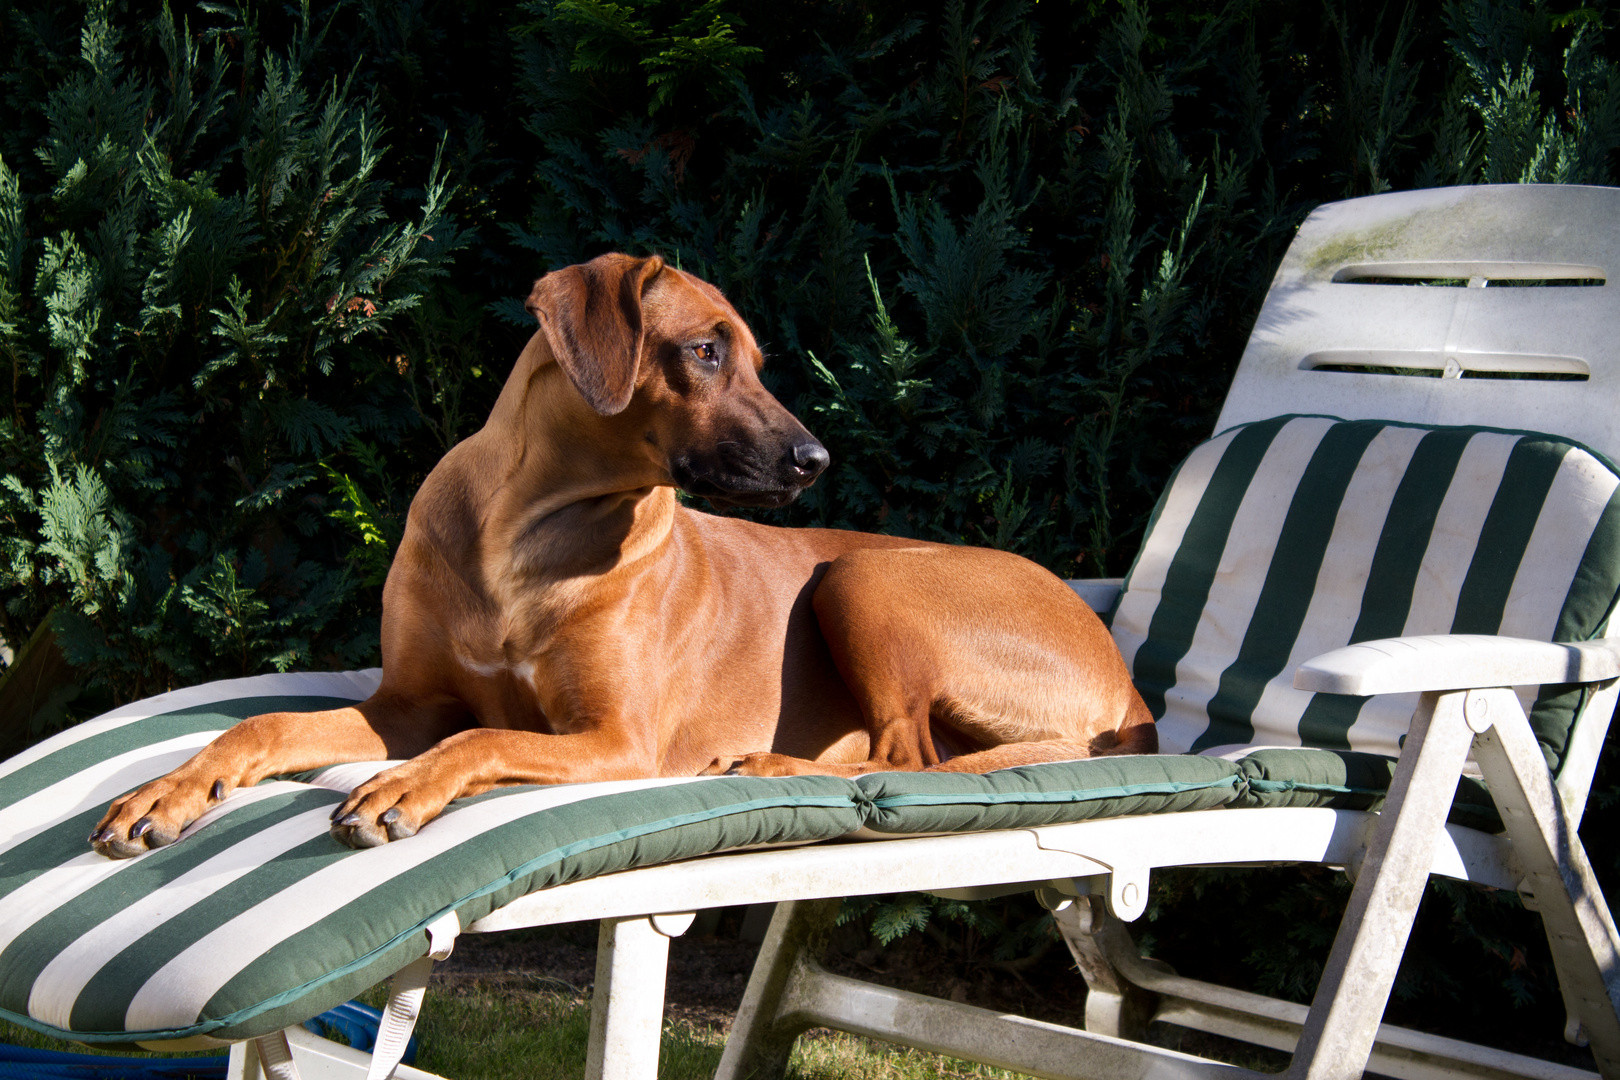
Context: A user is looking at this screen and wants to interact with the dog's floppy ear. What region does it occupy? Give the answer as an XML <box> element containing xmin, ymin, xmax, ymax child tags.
<box><xmin>524</xmin><ymin>254</ymin><xmax>665</xmax><ymax>416</ymax></box>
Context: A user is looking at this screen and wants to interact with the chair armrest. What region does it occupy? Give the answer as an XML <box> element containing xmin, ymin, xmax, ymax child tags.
<box><xmin>1294</xmin><ymin>634</ymin><xmax>1620</xmax><ymax>696</ymax></box>
<box><xmin>1065</xmin><ymin>578</ymin><xmax>1123</xmax><ymax>614</ymax></box>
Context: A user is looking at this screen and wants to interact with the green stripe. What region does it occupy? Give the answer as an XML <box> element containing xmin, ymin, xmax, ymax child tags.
<box><xmin>1295</xmin><ymin>428</ymin><xmax>1475</xmax><ymax>749</ymax></box>
<box><xmin>0</xmin><ymin>791</ymin><xmax>329</xmax><ymax>1027</ymax></box>
<box><xmin>868</xmin><ymin>775</ymin><xmax>1241</xmax><ymax>808</ymax></box>
<box><xmin>1133</xmin><ymin>416</ymin><xmax>1293</xmax><ymax>720</ymax></box>
<box><xmin>1532</xmin><ymin>486</ymin><xmax>1620</xmax><ymax>773</ymax></box>
<box><xmin>0</xmin><ymin>697</ymin><xmax>359</xmax><ymax>810</ymax></box>
<box><xmin>1194</xmin><ymin>421</ymin><xmax>1385</xmax><ymax>751</ymax></box>
<box><xmin>1451</xmin><ymin>438</ymin><xmax>1567</xmax><ymax>634</ymax></box>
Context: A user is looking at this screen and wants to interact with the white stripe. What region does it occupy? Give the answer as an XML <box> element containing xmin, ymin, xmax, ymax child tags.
<box><xmin>122</xmin><ymin>774</ymin><xmax>724</xmax><ymax>1030</ymax></box>
<box><xmin>1499</xmin><ymin>447</ymin><xmax>1619</xmax><ymax>715</ymax></box>
<box><xmin>304</xmin><ymin>762</ymin><xmax>401</xmax><ymax>793</ymax></box>
<box><xmin>1112</xmin><ymin>428</ymin><xmax>1242</xmax><ymax>670</ymax></box>
<box><xmin>0</xmin><ymin>782</ymin><xmax>318</xmax><ymax>964</ymax></box>
<box><xmin>0</xmin><ymin>670</ymin><xmax>380</xmax><ymax>785</ymax></box>
<box><xmin>1156</xmin><ymin>417</ymin><xmax>1337</xmax><ymax>753</ymax></box>
<box><xmin>29</xmin><ymin>806</ymin><xmax>342</xmax><ymax>1030</ymax></box>
<box><xmin>0</xmin><ymin>733</ymin><xmax>221</xmax><ymax>857</ymax></box>
<box><xmin>1197</xmin><ymin>744</ymin><xmax>1287</xmax><ymax>760</ymax></box>
<box><xmin>1247</xmin><ymin>425</ymin><xmax>1426</xmax><ymax>745</ymax></box>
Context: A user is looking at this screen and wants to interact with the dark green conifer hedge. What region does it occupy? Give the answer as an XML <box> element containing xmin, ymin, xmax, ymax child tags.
<box><xmin>1</xmin><ymin>0</ymin><xmax>1616</xmax><ymax>1056</ymax></box>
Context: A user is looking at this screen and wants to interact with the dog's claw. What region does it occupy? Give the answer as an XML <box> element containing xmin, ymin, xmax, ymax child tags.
<box><xmin>211</xmin><ymin>780</ymin><xmax>226</xmax><ymax>801</ymax></box>
<box><xmin>338</xmin><ymin>813</ymin><xmax>363</xmax><ymax>827</ymax></box>
<box><xmin>380</xmin><ymin>807</ymin><xmax>401</xmax><ymax>824</ymax></box>
<box><xmin>331</xmin><ymin>819</ymin><xmax>391</xmax><ymax>849</ymax></box>
<box><xmin>130</xmin><ymin>817</ymin><xmax>152</xmax><ymax>840</ymax></box>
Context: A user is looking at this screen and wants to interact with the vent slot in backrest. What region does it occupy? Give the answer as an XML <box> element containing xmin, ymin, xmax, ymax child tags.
<box><xmin>1331</xmin><ymin>261</ymin><xmax>1605</xmax><ymax>287</ymax></box>
<box><xmin>1301</xmin><ymin>350</ymin><xmax>1590</xmax><ymax>382</ymax></box>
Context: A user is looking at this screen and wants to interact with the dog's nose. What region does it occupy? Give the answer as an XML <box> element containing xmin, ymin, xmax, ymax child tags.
<box><xmin>790</xmin><ymin>441</ymin><xmax>830</xmax><ymax>480</ymax></box>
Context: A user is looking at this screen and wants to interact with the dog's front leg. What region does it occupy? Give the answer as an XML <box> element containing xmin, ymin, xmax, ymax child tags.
<box><xmin>91</xmin><ymin>696</ymin><xmax>464</xmax><ymax>858</ymax></box>
<box><xmin>328</xmin><ymin>727</ymin><xmax>657</xmax><ymax>847</ymax></box>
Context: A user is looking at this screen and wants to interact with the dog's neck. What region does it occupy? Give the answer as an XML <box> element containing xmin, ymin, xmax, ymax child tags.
<box><xmin>474</xmin><ymin>334</ymin><xmax>677</xmax><ymax>586</ymax></box>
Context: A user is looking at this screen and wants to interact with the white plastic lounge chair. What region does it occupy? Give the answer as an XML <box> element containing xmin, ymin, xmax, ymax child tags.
<box><xmin>1</xmin><ymin>183</ymin><xmax>1618</xmax><ymax>1080</ymax></box>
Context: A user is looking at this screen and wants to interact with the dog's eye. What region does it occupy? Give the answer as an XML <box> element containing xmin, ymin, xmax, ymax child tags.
<box><xmin>692</xmin><ymin>342</ymin><xmax>719</xmax><ymax>365</ymax></box>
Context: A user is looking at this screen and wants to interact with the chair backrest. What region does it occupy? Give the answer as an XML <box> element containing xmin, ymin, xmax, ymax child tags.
<box><xmin>1217</xmin><ymin>184</ymin><xmax>1620</xmax><ymax>458</ymax></box>
<box><xmin>1112</xmin><ymin>186</ymin><xmax>1620</xmax><ymax>791</ymax></box>
<box><xmin>1111</xmin><ymin>415</ymin><xmax>1620</xmax><ymax>773</ymax></box>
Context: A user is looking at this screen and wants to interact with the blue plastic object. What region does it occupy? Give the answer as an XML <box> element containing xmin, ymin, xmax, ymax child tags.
<box><xmin>0</xmin><ymin>1042</ymin><xmax>226</xmax><ymax>1077</ymax></box>
<box><xmin>302</xmin><ymin>999</ymin><xmax>418</xmax><ymax>1064</ymax></box>
<box><xmin>0</xmin><ymin>998</ymin><xmax>412</xmax><ymax>1078</ymax></box>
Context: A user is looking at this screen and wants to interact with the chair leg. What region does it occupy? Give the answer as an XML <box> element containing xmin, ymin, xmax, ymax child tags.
<box><xmin>1051</xmin><ymin>895</ymin><xmax>1158</xmax><ymax>1040</ymax></box>
<box><xmin>714</xmin><ymin>898</ymin><xmax>842</xmax><ymax>1080</ymax></box>
<box><xmin>249</xmin><ymin>1031</ymin><xmax>302</xmax><ymax>1080</ymax></box>
<box><xmin>1470</xmin><ymin>687</ymin><xmax>1620</xmax><ymax>1079</ymax></box>
<box><xmin>227</xmin><ymin>1039</ymin><xmax>257</xmax><ymax>1080</ymax></box>
<box><xmin>585</xmin><ymin>913</ymin><xmax>693</xmax><ymax>1080</ymax></box>
<box><xmin>1286</xmin><ymin>690</ymin><xmax>1477</xmax><ymax>1080</ymax></box>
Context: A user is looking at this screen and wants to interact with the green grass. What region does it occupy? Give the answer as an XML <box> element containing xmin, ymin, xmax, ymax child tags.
<box><xmin>0</xmin><ymin>980</ymin><xmax>1039</xmax><ymax>1080</ymax></box>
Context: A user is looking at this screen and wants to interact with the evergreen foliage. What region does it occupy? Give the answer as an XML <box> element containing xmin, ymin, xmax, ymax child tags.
<box><xmin>1</xmin><ymin>0</ymin><xmax>1618</xmax><ymax>1054</ymax></box>
<box><xmin>0</xmin><ymin>0</ymin><xmax>473</xmax><ymax>706</ymax></box>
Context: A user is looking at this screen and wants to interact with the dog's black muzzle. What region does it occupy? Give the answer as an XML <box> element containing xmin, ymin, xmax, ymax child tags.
<box><xmin>672</xmin><ymin>437</ymin><xmax>829</xmax><ymax>508</ymax></box>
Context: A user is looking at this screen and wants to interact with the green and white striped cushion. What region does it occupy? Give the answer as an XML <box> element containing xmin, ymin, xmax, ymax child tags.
<box><xmin>1113</xmin><ymin>415</ymin><xmax>1620</xmax><ymax>771</ymax></box>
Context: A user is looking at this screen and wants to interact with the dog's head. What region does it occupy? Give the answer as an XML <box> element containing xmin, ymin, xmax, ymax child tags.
<box><xmin>525</xmin><ymin>253</ymin><xmax>829</xmax><ymax>508</ymax></box>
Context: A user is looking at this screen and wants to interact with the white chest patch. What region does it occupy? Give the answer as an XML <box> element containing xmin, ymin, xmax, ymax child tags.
<box><xmin>457</xmin><ymin>654</ymin><xmax>540</xmax><ymax>690</ymax></box>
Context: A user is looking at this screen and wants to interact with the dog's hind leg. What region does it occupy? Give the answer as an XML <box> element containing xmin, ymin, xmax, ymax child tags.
<box><xmin>714</xmin><ymin>545</ymin><xmax>1155</xmax><ymax>779</ymax></box>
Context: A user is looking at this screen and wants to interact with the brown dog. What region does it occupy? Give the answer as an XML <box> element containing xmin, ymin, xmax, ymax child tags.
<box><xmin>90</xmin><ymin>254</ymin><xmax>1155</xmax><ymax>857</ymax></box>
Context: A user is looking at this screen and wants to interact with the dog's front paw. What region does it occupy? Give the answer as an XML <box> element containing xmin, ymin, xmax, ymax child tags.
<box><xmin>90</xmin><ymin>773</ymin><xmax>228</xmax><ymax>859</ymax></box>
<box><xmin>329</xmin><ymin>763</ymin><xmax>454</xmax><ymax>848</ymax></box>
<box><xmin>700</xmin><ymin>752</ymin><xmax>806</xmax><ymax>778</ymax></box>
